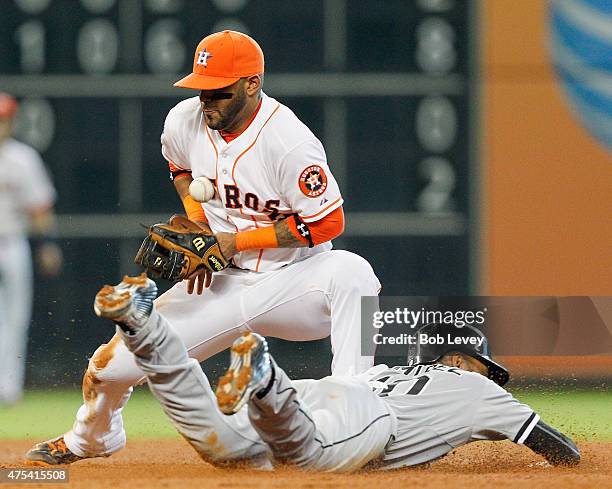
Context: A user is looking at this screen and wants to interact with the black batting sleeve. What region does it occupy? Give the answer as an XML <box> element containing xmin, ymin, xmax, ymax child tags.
<box><xmin>522</xmin><ymin>419</ymin><xmax>580</xmax><ymax>466</ymax></box>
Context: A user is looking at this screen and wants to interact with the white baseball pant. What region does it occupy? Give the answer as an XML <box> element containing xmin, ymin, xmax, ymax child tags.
<box><xmin>0</xmin><ymin>237</ymin><xmax>33</xmax><ymax>404</ymax></box>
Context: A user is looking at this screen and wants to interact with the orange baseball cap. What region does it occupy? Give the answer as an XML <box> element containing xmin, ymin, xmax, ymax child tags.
<box><xmin>0</xmin><ymin>93</ymin><xmax>18</xmax><ymax>119</ymax></box>
<box><xmin>174</xmin><ymin>30</ymin><xmax>264</xmax><ymax>90</ymax></box>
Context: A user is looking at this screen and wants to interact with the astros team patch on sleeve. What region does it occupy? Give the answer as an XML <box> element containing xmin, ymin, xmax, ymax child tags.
<box><xmin>299</xmin><ymin>165</ymin><xmax>328</xmax><ymax>198</ymax></box>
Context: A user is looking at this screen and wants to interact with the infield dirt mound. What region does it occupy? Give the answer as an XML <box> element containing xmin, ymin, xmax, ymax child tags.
<box><xmin>1</xmin><ymin>440</ymin><xmax>610</xmax><ymax>489</ymax></box>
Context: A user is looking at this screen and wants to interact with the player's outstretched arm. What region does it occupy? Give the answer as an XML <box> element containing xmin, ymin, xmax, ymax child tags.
<box><xmin>172</xmin><ymin>172</ymin><xmax>209</xmax><ymax>227</ymax></box>
<box><xmin>475</xmin><ymin>378</ymin><xmax>580</xmax><ymax>467</ymax></box>
<box><xmin>215</xmin><ymin>217</ymin><xmax>304</xmax><ymax>258</ymax></box>
<box><xmin>522</xmin><ymin>420</ymin><xmax>580</xmax><ymax>466</ymax></box>
<box><xmin>216</xmin><ymin>207</ymin><xmax>345</xmax><ymax>258</ymax></box>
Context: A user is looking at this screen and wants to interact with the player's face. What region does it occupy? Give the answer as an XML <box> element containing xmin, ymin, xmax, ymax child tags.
<box><xmin>199</xmin><ymin>79</ymin><xmax>248</xmax><ymax>132</ymax></box>
<box><xmin>440</xmin><ymin>353</ymin><xmax>489</xmax><ymax>377</ymax></box>
<box><xmin>461</xmin><ymin>355</ymin><xmax>489</xmax><ymax>377</ymax></box>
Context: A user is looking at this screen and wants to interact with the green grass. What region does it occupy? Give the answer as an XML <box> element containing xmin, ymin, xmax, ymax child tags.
<box><xmin>0</xmin><ymin>387</ymin><xmax>610</xmax><ymax>441</ymax></box>
<box><xmin>0</xmin><ymin>388</ymin><xmax>178</xmax><ymax>440</ymax></box>
<box><xmin>512</xmin><ymin>388</ymin><xmax>612</xmax><ymax>441</ymax></box>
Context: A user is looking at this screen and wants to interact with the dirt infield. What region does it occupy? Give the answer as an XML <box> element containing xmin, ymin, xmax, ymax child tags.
<box><xmin>1</xmin><ymin>440</ymin><xmax>610</xmax><ymax>489</ymax></box>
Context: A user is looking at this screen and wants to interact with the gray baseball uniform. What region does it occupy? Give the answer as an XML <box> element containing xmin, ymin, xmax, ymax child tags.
<box><xmin>364</xmin><ymin>363</ymin><xmax>539</xmax><ymax>469</ymax></box>
<box><xmin>117</xmin><ymin>310</ymin><xmax>547</xmax><ymax>472</ymax></box>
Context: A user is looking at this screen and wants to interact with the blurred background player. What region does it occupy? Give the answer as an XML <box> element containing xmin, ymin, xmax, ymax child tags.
<box><xmin>0</xmin><ymin>92</ymin><xmax>62</xmax><ymax>406</ymax></box>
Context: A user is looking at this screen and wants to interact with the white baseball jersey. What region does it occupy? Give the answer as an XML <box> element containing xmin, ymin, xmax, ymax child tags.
<box><xmin>363</xmin><ymin>363</ymin><xmax>539</xmax><ymax>469</ymax></box>
<box><xmin>0</xmin><ymin>138</ymin><xmax>56</xmax><ymax>236</ymax></box>
<box><xmin>161</xmin><ymin>92</ymin><xmax>343</xmax><ymax>271</ymax></box>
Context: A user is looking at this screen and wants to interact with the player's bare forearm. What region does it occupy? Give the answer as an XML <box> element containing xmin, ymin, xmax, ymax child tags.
<box><xmin>216</xmin><ymin>219</ymin><xmax>305</xmax><ymax>259</ymax></box>
<box><xmin>274</xmin><ymin>218</ymin><xmax>306</xmax><ymax>248</ymax></box>
<box><xmin>29</xmin><ymin>206</ymin><xmax>63</xmax><ymax>276</ymax></box>
<box><xmin>215</xmin><ymin>232</ymin><xmax>238</xmax><ymax>258</ymax></box>
<box><xmin>173</xmin><ymin>174</ymin><xmax>193</xmax><ymax>199</ymax></box>
<box><xmin>173</xmin><ymin>175</ymin><xmax>210</xmax><ymax>229</ymax></box>
<box><xmin>29</xmin><ymin>206</ymin><xmax>58</xmax><ymax>235</ymax></box>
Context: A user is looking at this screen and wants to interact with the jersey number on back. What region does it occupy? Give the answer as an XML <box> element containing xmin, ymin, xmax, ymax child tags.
<box><xmin>377</xmin><ymin>375</ymin><xmax>431</xmax><ymax>398</ymax></box>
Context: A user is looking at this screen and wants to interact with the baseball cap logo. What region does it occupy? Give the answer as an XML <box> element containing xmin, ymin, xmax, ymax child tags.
<box><xmin>196</xmin><ymin>48</ymin><xmax>213</xmax><ymax>67</ymax></box>
<box><xmin>175</xmin><ymin>31</ymin><xmax>264</xmax><ymax>90</ymax></box>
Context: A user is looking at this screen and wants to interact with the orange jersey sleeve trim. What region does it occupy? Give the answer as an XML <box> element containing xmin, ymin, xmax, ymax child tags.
<box><xmin>168</xmin><ymin>161</ymin><xmax>192</xmax><ymax>182</ymax></box>
<box><xmin>235</xmin><ymin>225</ymin><xmax>278</xmax><ymax>252</ymax></box>
<box><xmin>182</xmin><ymin>194</ymin><xmax>207</xmax><ymax>223</ymax></box>
<box><xmin>300</xmin><ymin>197</ymin><xmax>343</xmax><ymax>221</ymax></box>
<box><xmin>173</xmin><ymin>172</ymin><xmax>191</xmax><ymax>182</ymax></box>
<box><xmin>168</xmin><ymin>161</ymin><xmax>185</xmax><ymax>172</ymax></box>
<box><xmin>287</xmin><ymin>206</ymin><xmax>345</xmax><ymax>246</ymax></box>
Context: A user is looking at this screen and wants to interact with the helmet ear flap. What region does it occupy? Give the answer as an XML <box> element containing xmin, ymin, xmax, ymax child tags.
<box><xmin>409</xmin><ymin>322</ymin><xmax>510</xmax><ymax>386</ymax></box>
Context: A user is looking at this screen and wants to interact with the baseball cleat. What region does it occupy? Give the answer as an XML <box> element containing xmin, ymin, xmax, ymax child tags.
<box><xmin>93</xmin><ymin>273</ymin><xmax>157</xmax><ymax>330</ymax></box>
<box><xmin>25</xmin><ymin>436</ymin><xmax>85</xmax><ymax>466</ymax></box>
<box><xmin>216</xmin><ymin>332</ymin><xmax>272</xmax><ymax>415</ymax></box>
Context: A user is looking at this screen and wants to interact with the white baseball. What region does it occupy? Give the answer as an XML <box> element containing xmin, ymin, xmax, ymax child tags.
<box><xmin>189</xmin><ymin>177</ymin><xmax>215</xmax><ymax>202</ymax></box>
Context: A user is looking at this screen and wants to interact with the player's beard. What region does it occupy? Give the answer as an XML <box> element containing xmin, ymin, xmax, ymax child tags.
<box><xmin>205</xmin><ymin>87</ymin><xmax>247</xmax><ymax>132</ymax></box>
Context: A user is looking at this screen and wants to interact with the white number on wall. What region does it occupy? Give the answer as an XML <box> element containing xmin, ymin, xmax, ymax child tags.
<box><xmin>416</xmin><ymin>96</ymin><xmax>457</xmax><ymax>153</ymax></box>
<box><xmin>145</xmin><ymin>19</ymin><xmax>185</xmax><ymax>73</ymax></box>
<box><xmin>77</xmin><ymin>19</ymin><xmax>119</xmax><ymax>74</ymax></box>
<box><xmin>416</xmin><ymin>157</ymin><xmax>456</xmax><ymax>213</ymax></box>
<box><xmin>13</xmin><ymin>98</ymin><xmax>55</xmax><ymax>153</ymax></box>
<box><xmin>417</xmin><ymin>0</ymin><xmax>454</xmax><ymax>12</ymax></box>
<box><xmin>14</xmin><ymin>0</ymin><xmax>51</xmax><ymax>14</ymax></box>
<box><xmin>415</xmin><ymin>17</ymin><xmax>456</xmax><ymax>75</ymax></box>
<box><xmin>146</xmin><ymin>0</ymin><xmax>182</xmax><ymax>13</ymax></box>
<box><xmin>15</xmin><ymin>20</ymin><xmax>45</xmax><ymax>73</ymax></box>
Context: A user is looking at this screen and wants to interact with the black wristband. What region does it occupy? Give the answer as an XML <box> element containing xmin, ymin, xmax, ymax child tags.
<box><xmin>170</xmin><ymin>169</ymin><xmax>191</xmax><ymax>181</ymax></box>
<box><xmin>290</xmin><ymin>214</ymin><xmax>314</xmax><ymax>248</ymax></box>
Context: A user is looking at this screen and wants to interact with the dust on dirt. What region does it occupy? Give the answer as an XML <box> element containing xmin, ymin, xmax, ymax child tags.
<box><xmin>1</xmin><ymin>439</ymin><xmax>609</xmax><ymax>489</ymax></box>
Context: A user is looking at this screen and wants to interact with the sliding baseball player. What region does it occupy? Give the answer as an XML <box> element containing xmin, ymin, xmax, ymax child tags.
<box><xmin>29</xmin><ymin>276</ymin><xmax>581</xmax><ymax>469</ymax></box>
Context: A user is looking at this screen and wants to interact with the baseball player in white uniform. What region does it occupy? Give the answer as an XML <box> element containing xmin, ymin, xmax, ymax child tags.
<box><xmin>25</xmin><ymin>31</ymin><xmax>380</xmax><ymax>463</ymax></box>
<box><xmin>27</xmin><ymin>278</ymin><xmax>581</xmax><ymax>469</ymax></box>
<box><xmin>0</xmin><ymin>93</ymin><xmax>62</xmax><ymax>406</ymax></box>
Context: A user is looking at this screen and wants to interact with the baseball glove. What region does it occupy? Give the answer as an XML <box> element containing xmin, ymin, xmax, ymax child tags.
<box><xmin>134</xmin><ymin>214</ymin><xmax>229</xmax><ymax>281</ymax></box>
